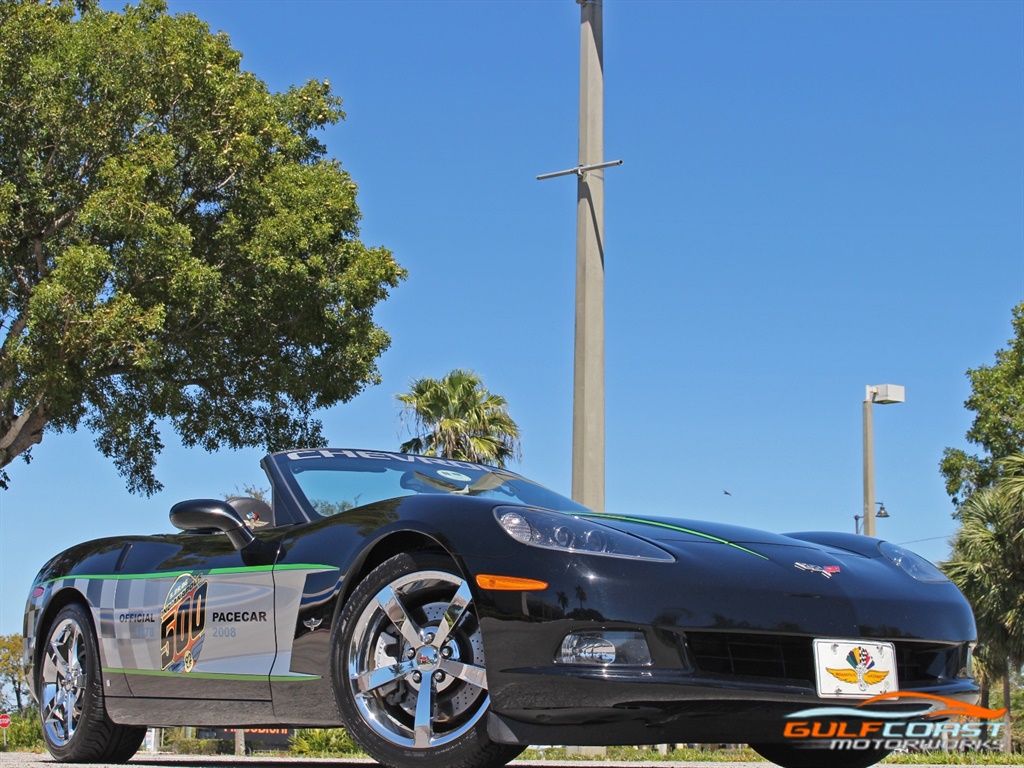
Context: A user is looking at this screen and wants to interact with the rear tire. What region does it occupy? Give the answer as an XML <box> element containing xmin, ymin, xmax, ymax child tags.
<box><xmin>38</xmin><ymin>602</ymin><xmax>147</xmax><ymax>762</ymax></box>
<box><xmin>750</xmin><ymin>742</ymin><xmax>891</xmax><ymax>768</ymax></box>
<box><xmin>334</xmin><ymin>552</ymin><xmax>523</xmax><ymax>768</ymax></box>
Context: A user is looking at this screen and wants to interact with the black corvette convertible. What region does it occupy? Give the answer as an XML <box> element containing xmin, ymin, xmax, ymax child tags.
<box><xmin>24</xmin><ymin>449</ymin><xmax>977</xmax><ymax>768</ymax></box>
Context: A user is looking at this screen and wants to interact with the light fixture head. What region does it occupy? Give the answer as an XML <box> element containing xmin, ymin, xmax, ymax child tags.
<box><xmin>868</xmin><ymin>384</ymin><xmax>906</xmax><ymax>404</ymax></box>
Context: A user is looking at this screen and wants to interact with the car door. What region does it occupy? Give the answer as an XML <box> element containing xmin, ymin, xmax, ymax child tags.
<box><xmin>109</xmin><ymin>531</ymin><xmax>278</xmax><ymax>700</ymax></box>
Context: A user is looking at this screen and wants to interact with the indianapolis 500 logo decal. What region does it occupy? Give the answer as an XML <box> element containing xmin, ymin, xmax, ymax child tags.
<box><xmin>161</xmin><ymin>573</ymin><xmax>208</xmax><ymax>673</ymax></box>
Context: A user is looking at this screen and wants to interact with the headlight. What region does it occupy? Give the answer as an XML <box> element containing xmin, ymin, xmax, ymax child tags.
<box><xmin>495</xmin><ymin>507</ymin><xmax>674</xmax><ymax>562</ymax></box>
<box><xmin>879</xmin><ymin>541</ymin><xmax>948</xmax><ymax>583</ymax></box>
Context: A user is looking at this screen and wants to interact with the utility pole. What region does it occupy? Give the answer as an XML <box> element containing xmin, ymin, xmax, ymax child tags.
<box><xmin>538</xmin><ymin>0</ymin><xmax>620</xmax><ymax>512</ymax></box>
<box><xmin>574</xmin><ymin>0</ymin><xmax>605</xmax><ymax>512</ymax></box>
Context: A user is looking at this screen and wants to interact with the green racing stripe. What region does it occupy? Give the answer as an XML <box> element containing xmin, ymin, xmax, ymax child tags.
<box><xmin>578</xmin><ymin>513</ymin><xmax>769</xmax><ymax>560</ymax></box>
<box><xmin>41</xmin><ymin>563</ymin><xmax>338</xmax><ymax>585</ymax></box>
<box><xmin>103</xmin><ymin>667</ymin><xmax>320</xmax><ymax>682</ymax></box>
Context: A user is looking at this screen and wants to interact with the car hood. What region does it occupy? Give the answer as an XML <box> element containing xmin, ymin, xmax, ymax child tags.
<box><xmin>576</xmin><ymin>511</ymin><xmax>877</xmax><ymax>558</ymax></box>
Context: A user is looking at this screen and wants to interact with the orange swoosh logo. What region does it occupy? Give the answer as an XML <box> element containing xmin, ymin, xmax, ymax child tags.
<box><xmin>861</xmin><ymin>691</ymin><xmax>1006</xmax><ymax>719</ymax></box>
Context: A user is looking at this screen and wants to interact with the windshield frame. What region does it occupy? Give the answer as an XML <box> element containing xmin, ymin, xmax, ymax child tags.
<box><xmin>266</xmin><ymin>448</ymin><xmax>590</xmax><ymax>522</ymax></box>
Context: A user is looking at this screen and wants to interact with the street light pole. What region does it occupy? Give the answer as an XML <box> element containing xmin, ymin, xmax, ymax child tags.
<box><xmin>862</xmin><ymin>385</ymin><xmax>905</xmax><ymax>537</ymax></box>
<box><xmin>862</xmin><ymin>391</ymin><xmax>875</xmax><ymax>536</ymax></box>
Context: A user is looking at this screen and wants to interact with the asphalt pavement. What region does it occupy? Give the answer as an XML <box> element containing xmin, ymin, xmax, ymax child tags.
<box><xmin>0</xmin><ymin>752</ymin><xmax>989</xmax><ymax>768</ymax></box>
<box><xmin>0</xmin><ymin>756</ymin><xmax>771</xmax><ymax>768</ymax></box>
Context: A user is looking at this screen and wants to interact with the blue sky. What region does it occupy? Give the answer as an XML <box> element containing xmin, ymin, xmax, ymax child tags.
<box><xmin>1</xmin><ymin>0</ymin><xmax>1022</xmax><ymax>635</ymax></box>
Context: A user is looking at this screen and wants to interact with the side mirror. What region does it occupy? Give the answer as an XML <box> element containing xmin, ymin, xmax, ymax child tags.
<box><xmin>170</xmin><ymin>499</ymin><xmax>255</xmax><ymax>551</ymax></box>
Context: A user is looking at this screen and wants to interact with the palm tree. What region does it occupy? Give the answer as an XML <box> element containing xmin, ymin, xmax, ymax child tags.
<box><xmin>574</xmin><ymin>585</ymin><xmax>587</xmax><ymax>611</ymax></box>
<box><xmin>943</xmin><ymin>459</ymin><xmax>1024</xmax><ymax>752</ymax></box>
<box><xmin>397</xmin><ymin>369</ymin><xmax>522</xmax><ymax>467</ymax></box>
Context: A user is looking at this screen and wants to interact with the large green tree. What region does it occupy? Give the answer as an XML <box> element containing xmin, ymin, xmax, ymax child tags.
<box><xmin>0</xmin><ymin>634</ymin><xmax>29</xmax><ymax>713</ymax></box>
<box><xmin>0</xmin><ymin>0</ymin><xmax>405</xmax><ymax>493</ymax></box>
<box><xmin>397</xmin><ymin>369</ymin><xmax>521</xmax><ymax>467</ymax></box>
<box><xmin>940</xmin><ymin>303</ymin><xmax>1024</xmax><ymax>506</ymax></box>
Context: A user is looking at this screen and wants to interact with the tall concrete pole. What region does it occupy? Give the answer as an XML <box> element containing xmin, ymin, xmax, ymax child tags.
<box><xmin>862</xmin><ymin>390</ymin><xmax>876</xmax><ymax>537</ymax></box>
<box><xmin>572</xmin><ymin>0</ymin><xmax>605</xmax><ymax>512</ymax></box>
<box><xmin>861</xmin><ymin>384</ymin><xmax>904</xmax><ymax>537</ymax></box>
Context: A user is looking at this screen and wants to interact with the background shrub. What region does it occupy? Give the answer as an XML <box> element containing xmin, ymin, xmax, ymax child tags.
<box><xmin>290</xmin><ymin>728</ymin><xmax>361</xmax><ymax>757</ymax></box>
<box><xmin>0</xmin><ymin>709</ymin><xmax>43</xmax><ymax>751</ymax></box>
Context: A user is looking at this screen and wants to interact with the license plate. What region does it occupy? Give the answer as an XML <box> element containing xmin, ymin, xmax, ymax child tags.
<box><xmin>813</xmin><ymin>639</ymin><xmax>898</xmax><ymax>699</ymax></box>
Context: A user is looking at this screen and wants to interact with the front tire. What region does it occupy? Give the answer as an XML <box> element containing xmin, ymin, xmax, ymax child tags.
<box><xmin>38</xmin><ymin>602</ymin><xmax>147</xmax><ymax>762</ymax></box>
<box><xmin>334</xmin><ymin>552</ymin><xmax>523</xmax><ymax>768</ymax></box>
<box><xmin>750</xmin><ymin>742</ymin><xmax>891</xmax><ymax>768</ymax></box>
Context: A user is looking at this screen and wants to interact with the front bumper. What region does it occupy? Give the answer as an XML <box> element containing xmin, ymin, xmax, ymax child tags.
<box><xmin>484</xmin><ymin>661</ymin><xmax>977</xmax><ymax>745</ymax></box>
<box><xmin>466</xmin><ymin>543</ymin><xmax>978</xmax><ymax>745</ymax></box>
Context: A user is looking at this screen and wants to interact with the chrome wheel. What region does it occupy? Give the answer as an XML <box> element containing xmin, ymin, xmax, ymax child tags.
<box><xmin>40</xmin><ymin>616</ymin><xmax>88</xmax><ymax>746</ymax></box>
<box><xmin>36</xmin><ymin>603</ymin><xmax>146</xmax><ymax>763</ymax></box>
<box><xmin>347</xmin><ymin>568</ymin><xmax>489</xmax><ymax>749</ymax></box>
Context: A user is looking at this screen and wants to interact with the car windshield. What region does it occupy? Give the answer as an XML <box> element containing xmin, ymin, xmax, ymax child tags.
<box><xmin>278</xmin><ymin>449</ymin><xmax>590</xmax><ymax>518</ymax></box>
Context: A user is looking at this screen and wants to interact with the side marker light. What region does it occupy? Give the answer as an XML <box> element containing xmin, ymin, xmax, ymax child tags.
<box><xmin>475</xmin><ymin>574</ymin><xmax>548</xmax><ymax>591</ymax></box>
